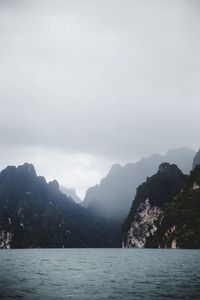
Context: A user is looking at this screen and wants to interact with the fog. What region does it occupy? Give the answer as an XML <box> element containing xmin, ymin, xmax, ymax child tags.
<box><xmin>0</xmin><ymin>0</ymin><xmax>199</xmax><ymax>197</ymax></box>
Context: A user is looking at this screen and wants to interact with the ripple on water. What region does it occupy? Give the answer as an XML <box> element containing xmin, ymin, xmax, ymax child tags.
<box><xmin>0</xmin><ymin>249</ymin><xmax>200</xmax><ymax>300</ymax></box>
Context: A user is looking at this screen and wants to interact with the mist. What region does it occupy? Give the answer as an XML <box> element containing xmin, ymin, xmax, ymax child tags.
<box><xmin>0</xmin><ymin>0</ymin><xmax>200</xmax><ymax>197</ymax></box>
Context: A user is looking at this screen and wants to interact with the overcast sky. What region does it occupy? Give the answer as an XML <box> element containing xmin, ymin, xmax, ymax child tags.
<box><xmin>0</xmin><ymin>0</ymin><xmax>200</xmax><ymax>198</ymax></box>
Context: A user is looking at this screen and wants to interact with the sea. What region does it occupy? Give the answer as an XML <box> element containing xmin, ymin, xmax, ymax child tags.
<box><xmin>0</xmin><ymin>249</ymin><xmax>200</xmax><ymax>299</ymax></box>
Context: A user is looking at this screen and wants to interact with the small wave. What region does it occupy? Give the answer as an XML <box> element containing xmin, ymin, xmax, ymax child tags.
<box><xmin>35</xmin><ymin>272</ymin><xmax>47</xmax><ymax>276</ymax></box>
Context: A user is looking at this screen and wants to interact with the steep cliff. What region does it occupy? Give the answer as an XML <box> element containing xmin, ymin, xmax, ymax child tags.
<box><xmin>150</xmin><ymin>165</ymin><xmax>200</xmax><ymax>249</ymax></box>
<box><xmin>122</xmin><ymin>163</ymin><xmax>187</xmax><ymax>248</ymax></box>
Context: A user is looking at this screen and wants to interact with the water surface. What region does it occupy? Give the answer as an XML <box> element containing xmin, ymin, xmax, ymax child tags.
<box><xmin>0</xmin><ymin>249</ymin><xmax>200</xmax><ymax>299</ymax></box>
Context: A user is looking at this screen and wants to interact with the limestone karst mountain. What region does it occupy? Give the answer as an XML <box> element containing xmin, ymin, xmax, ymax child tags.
<box><xmin>82</xmin><ymin>148</ymin><xmax>195</xmax><ymax>221</ymax></box>
<box><xmin>0</xmin><ymin>163</ymin><xmax>120</xmax><ymax>249</ymax></box>
<box><xmin>122</xmin><ymin>163</ymin><xmax>187</xmax><ymax>248</ymax></box>
<box><xmin>148</xmin><ymin>164</ymin><xmax>200</xmax><ymax>249</ymax></box>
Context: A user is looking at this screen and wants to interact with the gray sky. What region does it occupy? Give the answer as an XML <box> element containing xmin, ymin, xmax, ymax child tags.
<box><xmin>0</xmin><ymin>0</ymin><xmax>200</xmax><ymax>198</ymax></box>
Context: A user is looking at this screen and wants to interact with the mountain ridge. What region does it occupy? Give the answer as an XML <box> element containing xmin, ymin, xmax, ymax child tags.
<box><xmin>0</xmin><ymin>163</ymin><xmax>120</xmax><ymax>249</ymax></box>
<box><xmin>82</xmin><ymin>147</ymin><xmax>195</xmax><ymax>220</ymax></box>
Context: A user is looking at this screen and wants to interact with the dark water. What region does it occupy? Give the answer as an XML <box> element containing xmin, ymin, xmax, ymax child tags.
<box><xmin>0</xmin><ymin>249</ymin><xmax>200</xmax><ymax>299</ymax></box>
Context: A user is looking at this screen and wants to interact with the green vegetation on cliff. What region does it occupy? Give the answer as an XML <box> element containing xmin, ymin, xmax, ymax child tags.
<box><xmin>122</xmin><ymin>163</ymin><xmax>187</xmax><ymax>248</ymax></box>
<box><xmin>147</xmin><ymin>165</ymin><xmax>200</xmax><ymax>249</ymax></box>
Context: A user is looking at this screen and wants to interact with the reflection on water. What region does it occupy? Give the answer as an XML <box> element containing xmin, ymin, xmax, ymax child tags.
<box><xmin>0</xmin><ymin>249</ymin><xmax>200</xmax><ymax>299</ymax></box>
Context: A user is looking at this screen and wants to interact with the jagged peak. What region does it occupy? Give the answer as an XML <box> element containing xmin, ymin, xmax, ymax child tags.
<box><xmin>1</xmin><ymin>163</ymin><xmax>37</xmax><ymax>178</ymax></box>
<box><xmin>193</xmin><ymin>148</ymin><xmax>200</xmax><ymax>170</ymax></box>
<box><xmin>16</xmin><ymin>163</ymin><xmax>37</xmax><ymax>180</ymax></box>
<box><xmin>48</xmin><ymin>179</ymin><xmax>60</xmax><ymax>192</ymax></box>
<box><xmin>38</xmin><ymin>176</ymin><xmax>47</xmax><ymax>184</ymax></box>
<box><xmin>17</xmin><ymin>162</ymin><xmax>36</xmax><ymax>173</ymax></box>
<box><xmin>158</xmin><ymin>162</ymin><xmax>170</xmax><ymax>172</ymax></box>
<box><xmin>158</xmin><ymin>162</ymin><xmax>180</xmax><ymax>174</ymax></box>
<box><xmin>109</xmin><ymin>164</ymin><xmax>122</xmax><ymax>172</ymax></box>
<box><xmin>2</xmin><ymin>165</ymin><xmax>17</xmax><ymax>173</ymax></box>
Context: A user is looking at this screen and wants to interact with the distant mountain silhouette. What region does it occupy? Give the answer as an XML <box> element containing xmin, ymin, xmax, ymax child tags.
<box><xmin>193</xmin><ymin>148</ymin><xmax>200</xmax><ymax>169</ymax></box>
<box><xmin>82</xmin><ymin>148</ymin><xmax>195</xmax><ymax>221</ymax></box>
<box><xmin>0</xmin><ymin>163</ymin><xmax>120</xmax><ymax>248</ymax></box>
<box><xmin>60</xmin><ymin>187</ymin><xmax>82</xmax><ymax>203</ymax></box>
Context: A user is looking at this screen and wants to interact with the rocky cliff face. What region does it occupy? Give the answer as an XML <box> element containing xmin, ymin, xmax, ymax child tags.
<box><xmin>122</xmin><ymin>163</ymin><xmax>187</xmax><ymax>248</ymax></box>
<box><xmin>151</xmin><ymin>165</ymin><xmax>200</xmax><ymax>249</ymax></box>
<box><xmin>82</xmin><ymin>148</ymin><xmax>195</xmax><ymax>221</ymax></box>
<box><xmin>124</xmin><ymin>199</ymin><xmax>161</xmax><ymax>248</ymax></box>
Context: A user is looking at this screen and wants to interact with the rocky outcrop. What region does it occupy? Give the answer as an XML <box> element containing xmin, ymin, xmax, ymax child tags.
<box><xmin>0</xmin><ymin>230</ymin><xmax>13</xmax><ymax>249</ymax></box>
<box><xmin>126</xmin><ymin>199</ymin><xmax>161</xmax><ymax>248</ymax></box>
<box><xmin>122</xmin><ymin>163</ymin><xmax>187</xmax><ymax>248</ymax></box>
<box><xmin>153</xmin><ymin>165</ymin><xmax>200</xmax><ymax>249</ymax></box>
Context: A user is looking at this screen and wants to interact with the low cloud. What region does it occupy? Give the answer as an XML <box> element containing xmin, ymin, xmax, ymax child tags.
<box><xmin>0</xmin><ymin>0</ymin><xmax>199</xmax><ymax>195</ymax></box>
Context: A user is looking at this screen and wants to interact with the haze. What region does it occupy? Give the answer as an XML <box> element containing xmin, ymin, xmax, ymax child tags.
<box><xmin>0</xmin><ymin>0</ymin><xmax>199</xmax><ymax>198</ymax></box>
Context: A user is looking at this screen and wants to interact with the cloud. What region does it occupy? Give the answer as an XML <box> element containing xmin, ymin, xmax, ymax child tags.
<box><xmin>0</xmin><ymin>0</ymin><xmax>199</xmax><ymax>195</ymax></box>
